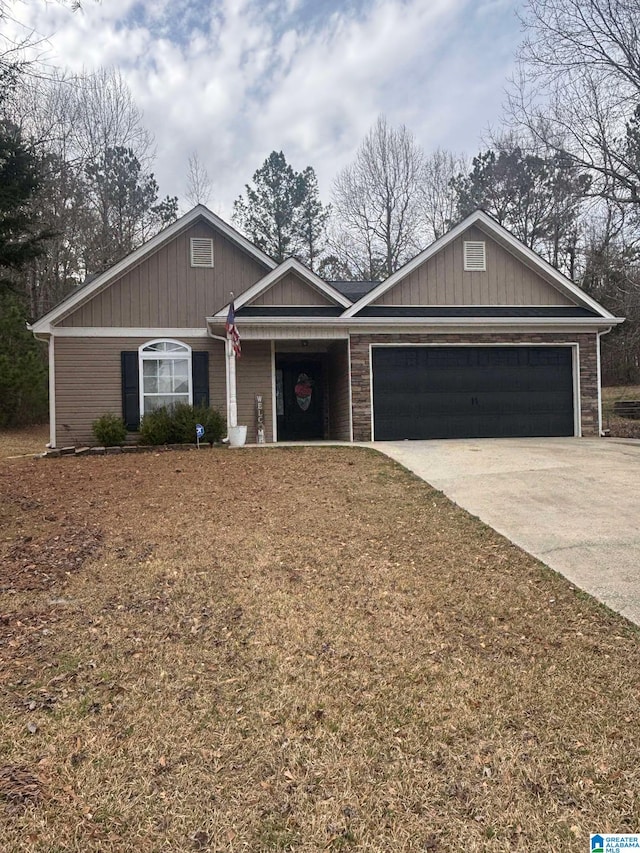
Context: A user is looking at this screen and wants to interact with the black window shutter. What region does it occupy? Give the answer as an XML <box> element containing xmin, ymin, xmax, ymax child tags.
<box><xmin>192</xmin><ymin>351</ymin><xmax>209</xmax><ymax>407</ymax></box>
<box><xmin>121</xmin><ymin>351</ymin><xmax>140</xmax><ymax>430</ymax></box>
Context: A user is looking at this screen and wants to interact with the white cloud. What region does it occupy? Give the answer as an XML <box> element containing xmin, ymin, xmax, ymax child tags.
<box><xmin>5</xmin><ymin>0</ymin><xmax>525</xmax><ymax>216</ymax></box>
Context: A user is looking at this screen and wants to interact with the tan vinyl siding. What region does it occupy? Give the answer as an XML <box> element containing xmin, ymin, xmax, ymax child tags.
<box><xmin>328</xmin><ymin>341</ymin><xmax>351</xmax><ymax>440</ymax></box>
<box><xmin>235</xmin><ymin>342</ymin><xmax>273</xmax><ymax>443</ymax></box>
<box><xmin>59</xmin><ymin>221</ymin><xmax>270</xmax><ymax>328</ymax></box>
<box><xmin>251</xmin><ymin>271</ymin><xmax>335</xmax><ymax>306</ymax></box>
<box><xmin>54</xmin><ymin>336</ymin><xmax>226</xmax><ymax>447</ymax></box>
<box><xmin>373</xmin><ymin>225</ymin><xmax>574</xmax><ymax>307</ymax></box>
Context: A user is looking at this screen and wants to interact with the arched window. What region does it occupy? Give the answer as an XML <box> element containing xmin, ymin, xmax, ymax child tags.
<box><xmin>139</xmin><ymin>339</ymin><xmax>192</xmax><ymax>416</ymax></box>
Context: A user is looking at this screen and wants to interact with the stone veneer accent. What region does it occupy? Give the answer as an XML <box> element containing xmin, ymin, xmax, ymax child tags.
<box><xmin>349</xmin><ymin>332</ymin><xmax>600</xmax><ymax>442</ymax></box>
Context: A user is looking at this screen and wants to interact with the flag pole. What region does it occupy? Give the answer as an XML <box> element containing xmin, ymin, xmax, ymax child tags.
<box><xmin>227</xmin><ymin>292</ymin><xmax>238</xmax><ymax>429</ymax></box>
<box><xmin>228</xmin><ymin>337</ymin><xmax>238</xmax><ymax>429</ymax></box>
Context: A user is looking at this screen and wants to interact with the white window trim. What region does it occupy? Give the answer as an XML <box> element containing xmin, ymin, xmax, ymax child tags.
<box><xmin>139</xmin><ymin>338</ymin><xmax>193</xmax><ymax>418</ymax></box>
<box><xmin>190</xmin><ymin>237</ymin><xmax>214</xmax><ymax>268</ymax></box>
<box><xmin>464</xmin><ymin>240</ymin><xmax>486</xmax><ymax>271</ymax></box>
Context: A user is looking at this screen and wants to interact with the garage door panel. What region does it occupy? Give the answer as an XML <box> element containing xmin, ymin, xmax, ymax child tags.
<box><xmin>372</xmin><ymin>346</ymin><xmax>575</xmax><ymax>440</ymax></box>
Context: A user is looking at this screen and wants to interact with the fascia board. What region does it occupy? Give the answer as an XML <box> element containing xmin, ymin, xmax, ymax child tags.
<box><xmin>31</xmin><ymin>205</ymin><xmax>276</xmax><ymax>333</ymax></box>
<box><xmin>342</xmin><ymin>209</ymin><xmax>616</xmax><ymax>321</ymax></box>
<box><xmin>206</xmin><ymin>315</ymin><xmax>624</xmax><ymax>328</ymax></box>
<box><xmin>213</xmin><ymin>258</ymin><xmax>351</xmax><ymax>317</ymax></box>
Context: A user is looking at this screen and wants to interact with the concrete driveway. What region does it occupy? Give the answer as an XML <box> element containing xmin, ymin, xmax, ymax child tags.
<box><xmin>374</xmin><ymin>438</ymin><xmax>640</xmax><ymax>627</ymax></box>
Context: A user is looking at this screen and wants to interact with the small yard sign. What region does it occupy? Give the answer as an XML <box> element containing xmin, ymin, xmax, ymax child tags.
<box><xmin>195</xmin><ymin>423</ymin><xmax>204</xmax><ymax>448</ymax></box>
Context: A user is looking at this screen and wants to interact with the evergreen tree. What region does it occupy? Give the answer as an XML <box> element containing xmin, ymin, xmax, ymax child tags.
<box><xmin>233</xmin><ymin>151</ymin><xmax>303</xmax><ymax>262</ymax></box>
<box><xmin>452</xmin><ymin>142</ymin><xmax>590</xmax><ymax>273</ymax></box>
<box><xmin>297</xmin><ymin>166</ymin><xmax>330</xmax><ymax>272</ymax></box>
<box><xmin>0</xmin><ymin>120</ymin><xmax>45</xmax><ymax>292</ymax></box>
<box><xmin>233</xmin><ymin>151</ymin><xmax>329</xmax><ymax>266</ymax></box>
<box><xmin>0</xmin><ymin>119</ymin><xmax>48</xmax><ymax>426</ymax></box>
<box><xmin>0</xmin><ymin>291</ymin><xmax>48</xmax><ymax>427</ymax></box>
<box><xmin>85</xmin><ymin>146</ymin><xmax>178</xmax><ymax>272</ymax></box>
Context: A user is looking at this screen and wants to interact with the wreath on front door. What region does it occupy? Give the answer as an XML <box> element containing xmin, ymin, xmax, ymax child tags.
<box><xmin>294</xmin><ymin>373</ymin><xmax>313</xmax><ymax>411</ymax></box>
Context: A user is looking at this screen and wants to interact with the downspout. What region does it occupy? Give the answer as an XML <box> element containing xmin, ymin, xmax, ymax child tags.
<box><xmin>597</xmin><ymin>327</ymin><xmax>613</xmax><ymax>436</ymax></box>
<box><xmin>30</xmin><ymin>329</ymin><xmax>55</xmax><ymax>448</ymax></box>
<box><xmin>207</xmin><ymin>328</ymin><xmax>230</xmax><ymax>438</ymax></box>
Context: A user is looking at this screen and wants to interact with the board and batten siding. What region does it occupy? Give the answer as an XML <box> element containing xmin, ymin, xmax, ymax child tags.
<box><xmin>328</xmin><ymin>341</ymin><xmax>351</xmax><ymax>441</ymax></box>
<box><xmin>54</xmin><ymin>336</ymin><xmax>227</xmax><ymax>447</ymax></box>
<box><xmin>58</xmin><ymin>221</ymin><xmax>270</xmax><ymax>328</ymax></box>
<box><xmin>372</xmin><ymin>225</ymin><xmax>575</xmax><ymax>307</ymax></box>
<box><xmin>235</xmin><ymin>342</ymin><xmax>274</xmax><ymax>443</ymax></box>
<box><xmin>251</xmin><ymin>271</ymin><xmax>335</xmax><ymax>306</ymax></box>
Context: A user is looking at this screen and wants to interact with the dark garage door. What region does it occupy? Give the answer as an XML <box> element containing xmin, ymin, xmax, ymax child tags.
<box><xmin>372</xmin><ymin>346</ymin><xmax>575</xmax><ymax>440</ymax></box>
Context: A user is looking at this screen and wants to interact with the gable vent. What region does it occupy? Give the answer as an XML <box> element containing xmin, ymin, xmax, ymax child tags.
<box><xmin>190</xmin><ymin>237</ymin><xmax>214</xmax><ymax>268</ymax></box>
<box><xmin>464</xmin><ymin>240</ymin><xmax>486</xmax><ymax>271</ymax></box>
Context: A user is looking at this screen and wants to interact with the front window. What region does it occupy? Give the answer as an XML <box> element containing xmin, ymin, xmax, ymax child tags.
<box><xmin>139</xmin><ymin>340</ymin><xmax>192</xmax><ymax>415</ymax></box>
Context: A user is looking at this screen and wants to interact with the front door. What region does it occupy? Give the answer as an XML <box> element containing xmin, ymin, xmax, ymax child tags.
<box><xmin>276</xmin><ymin>359</ymin><xmax>324</xmax><ymax>440</ymax></box>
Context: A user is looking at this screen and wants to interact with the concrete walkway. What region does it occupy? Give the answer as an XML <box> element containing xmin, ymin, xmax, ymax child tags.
<box><xmin>373</xmin><ymin>438</ymin><xmax>640</xmax><ymax>627</ymax></box>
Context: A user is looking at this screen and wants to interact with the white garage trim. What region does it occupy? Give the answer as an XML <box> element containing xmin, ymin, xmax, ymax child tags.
<box><xmin>369</xmin><ymin>341</ymin><xmax>581</xmax><ymax>442</ymax></box>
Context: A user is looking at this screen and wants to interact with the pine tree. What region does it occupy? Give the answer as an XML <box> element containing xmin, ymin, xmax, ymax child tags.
<box><xmin>0</xmin><ymin>119</ymin><xmax>48</xmax><ymax>426</ymax></box>
<box><xmin>233</xmin><ymin>152</ymin><xmax>329</xmax><ymax>267</ymax></box>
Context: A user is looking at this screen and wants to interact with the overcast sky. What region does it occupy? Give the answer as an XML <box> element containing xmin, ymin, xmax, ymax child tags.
<box><xmin>7</xmin><ymin>0</ymin><xmax>525</xmax><ymax>218</ymax></box>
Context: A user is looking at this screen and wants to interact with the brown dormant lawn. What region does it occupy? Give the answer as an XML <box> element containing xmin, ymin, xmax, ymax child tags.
<box><xmin>602</xmin><ymin>385</ymin><xmax>640</xmax><ymax>439</ymax></box>
<box><xmin>1</xmin><ymin>446</ymin><xmax>639</xmax><ymax>852</ymax></box>
<box><xmin>0</xmin><ymin>425</ymin><xmax>49</xmax><ymax>459</ymax></box>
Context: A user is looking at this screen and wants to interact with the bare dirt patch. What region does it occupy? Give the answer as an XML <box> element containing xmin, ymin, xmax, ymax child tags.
<box><xmin>0</xmin><ymin>447</ymin><xmax>639</xmax><ymax>852</ymax></box>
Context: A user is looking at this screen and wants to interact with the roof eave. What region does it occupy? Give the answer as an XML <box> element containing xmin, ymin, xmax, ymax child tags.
<box><xmin>342</xmin><ymin>209</ymin><xmax>616</xmax><ymax>321</ymax></box>
<box><xmin>30</xmin><ymin>205</ymin><xmax>276</xmax><ymax>332</ymax></box>
<box><xmin>206</xmin><ymin>315</ymin><xmax>624</xmax><ymax>329</ymax></box>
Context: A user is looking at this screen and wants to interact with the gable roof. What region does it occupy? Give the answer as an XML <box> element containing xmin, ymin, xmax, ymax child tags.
<box><xmin>212</xmin><ymin>257</ymin><xmax>352</xmax><ymax>317</ymax></box>
<box><xmin>30</xmin><ymin>205</ymin><xmax>277</xmax><ymax>334</ymax></box>
<box><xmin>342</xmin><ymin>210</ymin><xmax>616</xmax><ymax>320</ymax></box>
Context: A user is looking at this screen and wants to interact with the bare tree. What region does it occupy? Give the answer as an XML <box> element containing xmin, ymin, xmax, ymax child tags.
<box><xmin>10</xmin><ymin>66</ymin><xmax>153</xmax><ymax>172</ymax></box>
<box><xmin>419</xmin><ymin>149</ymin><xmax>467</xmax><ymax>242</ymax></box>
<box><xmin>6</xmin><ymin>66</ymin><xmax>173</xmax><ymax>304</ymax></box>
<box><xmin>508</xmin><ymin>0</ymin><xmax>640</xmax><ymax>206</ymax></box>
<box><xmin>185</xmin><ymin>151</ymin><xmax>213</xmax><ymax>207</ymax></box>
<box><xmin>0</xmin><ymin>1</ymin><xmax>89</xmax><ymax>93</ymax></box>
<box><xmin>332</xmin><ymin>115</ymin><xmax>425</xmax><ymax>279</ymax></box>
<box><xmin>71</xmin><ymin>67</ymin><xmax>154</xmax><ymax>170</ymax></box>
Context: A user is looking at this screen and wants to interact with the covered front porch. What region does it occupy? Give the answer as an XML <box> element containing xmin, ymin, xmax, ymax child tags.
<box><xmin>206</xmin><ymin>318</ymin><xmax>352</xmax><ymax>443</ymax></box>
<box><xmin>273</xmin><ymin>339</ymin><xmax>351</xmax><ymax>442</ymax></box>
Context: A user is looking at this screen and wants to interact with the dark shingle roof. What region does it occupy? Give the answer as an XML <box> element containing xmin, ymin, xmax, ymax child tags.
<box><xmin>329</xmin><ymin>280</ymin><xmax>379</xmax><ymax>302</ymax></box>
<box><xmin>356</xmin><ymin>306</ymin><xmax>599</xmax><ymax>318</ymax></box>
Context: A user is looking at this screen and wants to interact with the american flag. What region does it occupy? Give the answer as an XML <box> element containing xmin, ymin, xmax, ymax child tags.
<box><xmin>225</xmin><ymin>300</ymin><xmax>241</xmax><ymax>357</ymax></box>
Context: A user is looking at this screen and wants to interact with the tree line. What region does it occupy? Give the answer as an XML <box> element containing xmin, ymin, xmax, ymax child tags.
<box><xmin>1</xmin><ymin>0</ymin><xmax>639</xmax><ymax>428</ymax></box>
<box><xmin>232</xmin><ymin>0</ymin><xmax>640</xmax><ymax>382</ymax></box>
